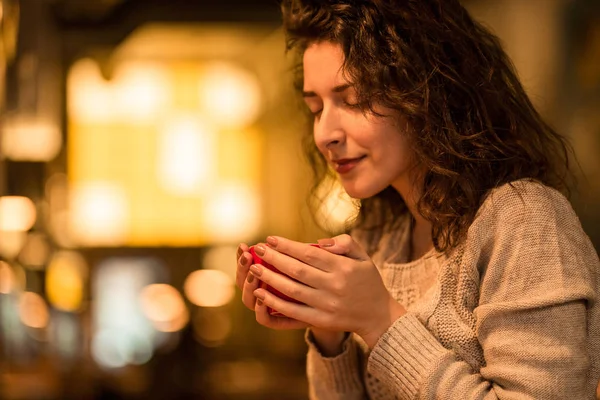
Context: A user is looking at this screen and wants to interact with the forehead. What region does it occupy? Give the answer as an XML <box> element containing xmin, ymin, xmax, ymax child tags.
<box><xmin>303</xmin><ymin>41</ymin><xmax>349</xmax><ymax>89</ymax></box>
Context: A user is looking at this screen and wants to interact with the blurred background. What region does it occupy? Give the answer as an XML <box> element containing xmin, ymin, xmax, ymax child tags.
<box><xmin>0</xmin><ymin>0</ymin><xmax>598</xmax><ymax>399</ymax></box>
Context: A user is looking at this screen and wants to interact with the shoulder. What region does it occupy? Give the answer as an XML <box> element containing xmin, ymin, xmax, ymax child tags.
<box><xmin>475</xmin><ymin>178</ymin><xmax>574</xmax><ymax>226</ymax></box>
<box><xmin>462</xmin><ymin>179</ymin><xmax>599</xmax><ymax>296</ymax></box>
<box><xmin>467</xmin><ymin>178</ymin><xmax>589</xmax><ymax>249</ymax></box>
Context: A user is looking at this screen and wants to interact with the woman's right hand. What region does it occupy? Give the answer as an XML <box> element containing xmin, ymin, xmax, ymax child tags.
<box><xmin>236</xmin><ymin>243</ymin><xmax>260</xmax><ymax>311</ymax></box>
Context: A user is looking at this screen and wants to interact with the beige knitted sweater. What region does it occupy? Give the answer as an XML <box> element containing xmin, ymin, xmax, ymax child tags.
<box><xmin>306</xmin><ymin>180</ymin><xmax>600</xmax><ymax>399</ymax></box>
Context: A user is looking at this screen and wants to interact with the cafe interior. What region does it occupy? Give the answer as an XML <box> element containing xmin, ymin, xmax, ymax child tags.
<box><xmin>0</xmin><ymin>0</ymin><xmax>598</xmax><ymax>398</ymax></box>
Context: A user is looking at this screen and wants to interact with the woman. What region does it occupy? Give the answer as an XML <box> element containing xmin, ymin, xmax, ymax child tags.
<box><xmin>235</xmin><ymin>0</ymin><xmax>600</xmax><ymax>398</ymax></box>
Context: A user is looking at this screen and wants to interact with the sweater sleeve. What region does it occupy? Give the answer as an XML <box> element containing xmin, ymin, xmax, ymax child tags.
<box><xmin>305</xmin><ymin>328</ymin><xmax>368</xmax><ymax>400</ymax></box>
<box><xmin>367</xmin><ymin>181</ymin><xmax>599</xmax><ymax>399</ymax></box>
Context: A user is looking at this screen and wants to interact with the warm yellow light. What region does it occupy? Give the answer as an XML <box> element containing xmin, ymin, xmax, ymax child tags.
<box><xmin>45</xmin><ymin>173</ymin><xmax>74</xmax><ymax>248</ymax></box>
<box><xmin>19</xmin><ymin>292</ymin><xmax>50</xmax><ymax>329</ymax></box>
<box><xmin>198</xmin><ymin>62</ymin><xmax>262</xmax><ymax>129</ymax></box>
<box><xmin>46</xmin><ymin>251</ymin><xmax>87</xmax><ymax>312</ymax></box>
<box><xmin>1</xmin><ymin>115</ymin><xmax>62</xmax><ymax>161</ymax></box>
<box><xmin>139</xmin><ymin>283</ymin><xmax>186</xmax><ymax>326</ymax></box>
<box><xmin>0</xmin><ymin>196</ymin><xmax>37</xmax><ymax>231</ymax></box>
<box><xmin>0</xmin><ymin>261</ymin><xmax>15</xmax><ymax>294</ymax></box>
<box><xmin>69</xmin><ymin>58</ymin><xmax>169</xmax><ymax>124</ymax></box>
<box><xmin>69</xmin><ymin>182</ymin><xmax>129</xmax><ymax>246</ymax></box>
<box><xmin>152</xmin><ymin>307</ymin><xmax>189</xmax><ymax>333</ymax></box>
<box><xmin>67</xmin><ymin>57</ymin><xmax>265</xmax><ymax>246</ymax></box>
<box><xmin>202</xmin><ymin>245</ymin><xmax>238</xmax><ymax>281</ymax></box>
<box><xmin>315</xmin><ymin>179</ymin><xmax>358</xmax><ymax>233</ymax></box>
<box><xmin>67</xmin><ymin>58</ymin><xmax>114</xmax><ymax>123</ymax></box>
<box><xmin>18</xmin><ymin>232</ymin><xmax>51</xmax><ymax>269</ymax></box>
<box><xmin>0</xmin><ymin>230</ymin><xmax>27</xmax><ymax>259</ymax></box>
<box><xmin>157</xmin><ymin>114</ymin><xmax>215</xmax><ymax>196</ymax></box>
<box><xmin>112</xmin><ymin>61</ymin><xmax>170</xmax><ymax>123</ymax></box>
<box><xmin>184</xmin><ymin>269</ymin><xmax>234</xmax><ymax>307</ymax></box>
<box><xmin>49</xmin><ymin>210</ymin><xmax>74</xmax><ymax>249</ymax></box>
<box><xmin>203</xmin><ymin>183</ymin><xmax>261</xmax><ymax>242</ymax></box>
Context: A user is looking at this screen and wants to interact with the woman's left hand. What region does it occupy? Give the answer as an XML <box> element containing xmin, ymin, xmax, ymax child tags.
<box><xmin>251</xmin><ymin>234</ymin><xmax>406</xmax><ymax>348</ymax></box>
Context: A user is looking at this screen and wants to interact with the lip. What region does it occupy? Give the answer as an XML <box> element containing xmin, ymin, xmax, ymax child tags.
<box><xmin>332</xmin><ymin>156</ymin><xmax>365</xmax><ymax>174</ymax></box>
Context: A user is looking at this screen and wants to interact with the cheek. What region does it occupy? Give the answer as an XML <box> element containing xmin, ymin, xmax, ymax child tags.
<box><xmin>313</xmin><ymin>136</ymin><xmax>326</xmax><ymax>155</ymax></box>
<box><xmin>377</xmin><ymin>133</ymin><xmax>411</xmax><ymax>165</ymax></box>
<box><xmin>313</xmin><ymin>136</ymin><xmax>329</xmax><ymax>161</ymax></box>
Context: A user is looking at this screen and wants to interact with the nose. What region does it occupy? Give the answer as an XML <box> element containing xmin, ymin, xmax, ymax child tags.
<box><xmin>313</xmin><ymin>106</ymin><xmax>345</xmax><ymax>151</ymax></box>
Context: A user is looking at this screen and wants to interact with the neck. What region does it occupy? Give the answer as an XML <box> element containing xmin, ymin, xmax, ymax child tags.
<box><xmin>391</xmin><ymin>173</ymin><xmax>434</xmax><ymax>257</ymax></box>
<box><xmin>391</xmin><ymin>174</ymin><xmax>428</xmax><ymax>228</ymax></box>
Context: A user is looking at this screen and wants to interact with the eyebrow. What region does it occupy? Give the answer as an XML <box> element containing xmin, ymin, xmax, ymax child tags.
<box><xmin>302</xmin><ymin>83</ymin><xmax>352</xmax><ymax>98</ymax></box>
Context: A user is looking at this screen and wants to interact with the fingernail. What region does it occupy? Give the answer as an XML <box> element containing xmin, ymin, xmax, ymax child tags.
<box><xmin>250</xmin><ymin>264</ymin><xmax>262</xmax><ymax>277</ymax></box>
<box><xmin>317</xmin><ymin>238</ymin><xmax>335</xmax><ymax>247</ymax></box>
<box><xmin>247</xmin><ymin>273</ymin><xmax>254</xmax><ymax>283</ymax></box>
<box><xmin>255</xmin><ymin>244</ymin><xmax>266</xmax><ymax>257</ymax></box>
<box><xmin>254</xmin><ymin>289</ymin><xmax>265</xmax><ymax>306</ymax></box>
<box><xmin>266</xmin><ymin>236</ymin><xmax>278</xmax><ymax>247</ymax></box>
<box><xmin>237</xmin><ymin>245</ymin><xmax>243</xmax><ymax>258</ymax></box>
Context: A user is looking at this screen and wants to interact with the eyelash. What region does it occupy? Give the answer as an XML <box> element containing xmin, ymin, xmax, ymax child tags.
<box><xmin>343</xmin><ymin>100</ymin><xmax>361</xmax><ymax>109</ymax></box>
<box><xmin>310</xmin><ymin>100</ymin><xmax>360</xmax><ymax>117</ymax></box>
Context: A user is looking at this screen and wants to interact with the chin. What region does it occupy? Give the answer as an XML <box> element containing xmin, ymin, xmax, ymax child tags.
<box><xmin>341</xmin><ymin>181</ymin><xmax>384</xmax><ymax>200</ymax></box>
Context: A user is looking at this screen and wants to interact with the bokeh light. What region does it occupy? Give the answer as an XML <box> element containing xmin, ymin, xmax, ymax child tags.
<box><xmin>314</xmin><ymin>179</ymin><xmax>358</xmax><ymax>233</ymax></box>
<box><xmin>112</xmin><ymin>61</ymin><xmax>170</xmax><ymax>123</ymax></box>
<box><xmin>69</xmin><ymin>182</ymin><xmax>129</xmax><ymax>246</ymax></box>
<box><xmin>19</xmin><ymin>292</ymin><xmax>50</xmax><ymax>329</ymax></box>
<box><xmin>203</xmin><ymin>183</ymin><xmax>261</xmax><ymax>243</ymax></box>
<box><xmin>0</xmin><ymin>196</ymin><xmax>37</xmax><ymax>232</ymax></box>
<box><xmin>202</xmin><ymin>245</ymin><xmax>238</xmax><ymax>281</ymax></box>
<box><xmin>46</xmin><ymin>251</ymin><xmax>88</xmax><ymax>312</ymax></box>
<box><xmin>0</xmin><ymin>261</ymin><xmax>15</xmax><ymax>294</ymax></box>
<box><xmin>184</xmin><ymin>269</ymin><xmax>234</xmax><ymax>307</ymax></box>
<box><xmin>18</xmin><ymin>232</ymin><xmax>52</xmax><ymax>269</ymax></box>
<box><xmin>157</xmin><ymin>114</ymin><xmax>216</xmax><ymax>196</ymax></box>
<box><xmin>92</xmin><ymin>258</ymin><xmax>161</xmax><ymax>369</ymax></box>
<box><xmin>1</xmin><ymin>115</ymin><xmax>62</xmax><ymax>161</ymax></box>
<box><xmin>198</xmin><ymin>62</ymin><xmax>262</xmax><ymax>129</ymax></box>
<box><xmin>67</xmin><ymin>58</ymin><xmax>113</xmax><ymax>123</ymax></box>
<box><xmin>0</xmin><ymin>230</ymin><xmax>27</xmax><ymax>259</ymax></box>
<box><xmin>139</xmin><ymin>283</ymin><xmax>189</xmax><ymax>333</ymax></box>
<box><xmin>91</xmin><ymin>329</ymin><xmax>153</xmax><ymax>369</ymax></box>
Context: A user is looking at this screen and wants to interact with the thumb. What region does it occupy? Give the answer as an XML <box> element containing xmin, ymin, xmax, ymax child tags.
<box><xmin>316</xmin><ymin>234</ymin><xmax>368</xmax><ymax>261</ymax></box>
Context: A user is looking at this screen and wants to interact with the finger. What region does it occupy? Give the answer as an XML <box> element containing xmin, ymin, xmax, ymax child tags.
<box><xmin>254</xmin><ymin>288</ymin><xmax>321</xmax><ymax>327</ymax></box>
<box><xmin>254</xmin><ymin>244</ymin><xmax>330</xmax><ymax>285</ymax></box>
<box><xmin>254</xmin><ymin>300</ymin><xmax>308</xmax><ymax>330</ymax></box>
<box><xmin>241</xmin><ymin>264</ymin><xmax>261</xmax><ymax>310</ymax></box>
<box><xmin>235</xmin><ymin>251</ymin><xmax>252</xmax><ymax>290</ymax></box>
<box><xmin>250</xmin><ymin>263</ymin><xmax>324</xmax><ymax>308</ymax></box>
<box><xmin>236</xmin><ymin>242</ymin><xmax>249</xmax><ymax>261</ymax></box>
<box><xmin>316</xmin><ymin>234</ymin><xmax>368</xmax><ymax>260</ymax></box>
<box><xmin>262</xmin><ymin>237</ymin><xmax>333</xmax><ymax>273</ymax></box>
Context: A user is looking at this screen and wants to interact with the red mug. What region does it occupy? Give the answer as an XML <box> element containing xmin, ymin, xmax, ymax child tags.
<box><xmin>249</xmin><ymin>243</ymin><xmax>319</xmax><ymax>316</ymax></box>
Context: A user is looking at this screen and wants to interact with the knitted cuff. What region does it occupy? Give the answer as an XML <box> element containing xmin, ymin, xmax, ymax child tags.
<box><xmin>305</xmin><ymin>328</ymin><xmax>364</xmax><ymax>393</ymax></box>
<box><xmin>368</xmin><ymin>314</ymin><xmax>451</xmax><ymax>398</ymax></box>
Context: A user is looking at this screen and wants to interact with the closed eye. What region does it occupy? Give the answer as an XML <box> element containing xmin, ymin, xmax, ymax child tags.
<box><xmin>343</xmin><ymin>100</ymin><xmax>361</xmax><ymax>109</ymax></box>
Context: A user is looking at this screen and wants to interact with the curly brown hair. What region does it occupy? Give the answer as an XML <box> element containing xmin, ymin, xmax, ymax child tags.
<box><xmin>282</xmin><ymin>0</ymin><xmax>575</xmax><ymax>251</ymax></box>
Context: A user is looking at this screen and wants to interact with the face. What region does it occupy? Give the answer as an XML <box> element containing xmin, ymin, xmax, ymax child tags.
<box><xmin>302</xmin><ymin>41</ymin><xmax>416</xmax><ymax>199</ymax></box>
